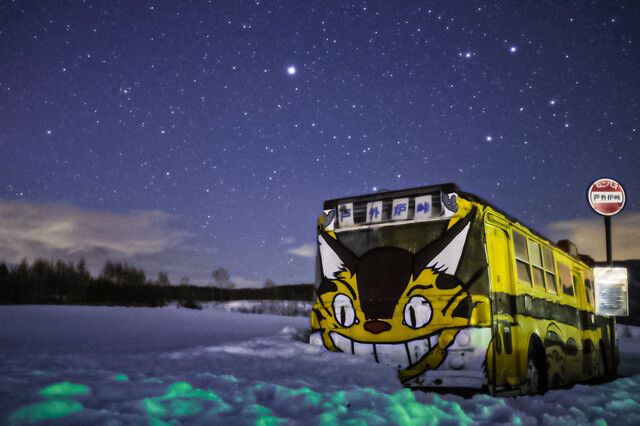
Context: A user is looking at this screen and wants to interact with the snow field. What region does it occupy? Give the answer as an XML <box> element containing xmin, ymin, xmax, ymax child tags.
<box><xmin>1</xmin><ymin>306</ymin><xmax>640</xmax><ymax>425</ymax></box>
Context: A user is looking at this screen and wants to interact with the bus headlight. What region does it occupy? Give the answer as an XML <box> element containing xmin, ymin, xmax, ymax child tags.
<box><xmin>450</xmin><ymin>355</ymin><xmax>465</xmax><ymax>370</ymax></box>
<box><xmin>456</xmin><ymin>329</ymin><xmax>471</xmax><ymax>347</ymax></box>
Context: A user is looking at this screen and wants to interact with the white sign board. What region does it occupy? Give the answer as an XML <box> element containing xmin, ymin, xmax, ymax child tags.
<box><xmin>337</xmin><ymin>203</ymin><xmax>354</xmax><ymax>227</ymax></box>
<box><xmin>594</xmin><ymin>267</ymin><xmax>628</xmax><ymax>317</ymax></box>
<box><xmin>365</xmin><ymin>201</ymin><xmax>383</xmax><ymax>223</ymax></box>
<box><xmin>588</xmin><ymin>178</ymin><xmax>625</xmax><ymax>216</ymax></box>
<box><xmin>391</xmin><ymin>198</ymin><xmax>409</xmax><ymax>221</ymax></box>
<box><xmin>414</xmin><ymin>195</ymin><xmax>433</xmax><ymax>221</ymax></box>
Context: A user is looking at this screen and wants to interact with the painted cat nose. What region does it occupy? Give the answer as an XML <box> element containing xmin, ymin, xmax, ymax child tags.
<box><xmin>364</xmin><ymin>320</ymin><xmax>391</xmax><ymax>334</ymax></box>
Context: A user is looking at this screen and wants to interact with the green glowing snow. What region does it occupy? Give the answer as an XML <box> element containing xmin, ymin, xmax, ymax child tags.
<box><xmin>38</xmin><ymin>381</ymin><xmax>89</xmax><ymax>398</ymax></box>
<box><xmin>142</xmin><ymin>381</ymin><xmax>232</xmax><ymax>423</ymax></box>
<box><xmin>9</xmin><ymin>400</ymin><xmax>83</xmax><ymax>424</ymax></box>
<box><xmin>113</xmin><ymin>374</ymin><xmax>129</xmax><ymax>382</ymax></box>
<box><xmin>241</xmin><ymin>404</ymin><xmax>283</xmax><ymax>426</ymax></box>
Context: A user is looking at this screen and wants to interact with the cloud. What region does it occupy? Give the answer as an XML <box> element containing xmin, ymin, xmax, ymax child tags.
<box><xmin>232</xmin><ymin>276</ymin><xmax>263</xmax><ymax>288</ymax></box>
<box><xmin>280</xmin><ymin>236</ymin><xmax>297</xmax><ymax>245</ymax></box>
<box><xmin>0</xmin><ymin>199</ymin><xmax>191</xmax><ymax>276</ymax></box>
<box><xmin>546</xmin><ymin>212</ymin><xmax>640</xmax><ymax>261</ymax></box>
<box><xmin>287</xmin><ymin>243</ymin><xmax>315</xmax><ymax>258</ymax></box>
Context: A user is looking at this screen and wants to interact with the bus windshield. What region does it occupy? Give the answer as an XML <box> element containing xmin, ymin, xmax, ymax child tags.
<box><xmin>335</xmin><ymin>219</ymin><xmax>489</xmax><ymax>295</ymax></box>
<box><xmin>336</xmin><ymin>221</ymin><xmax>448</xmax><ymax>256</ymax></box>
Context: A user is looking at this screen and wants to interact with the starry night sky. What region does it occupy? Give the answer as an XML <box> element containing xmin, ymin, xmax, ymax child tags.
<box><xmin>1</xmin><ymin>1</ymin><xmax>638</xmax><ymax>286</ymax></box>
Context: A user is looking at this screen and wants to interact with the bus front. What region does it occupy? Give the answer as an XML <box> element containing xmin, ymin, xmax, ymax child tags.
<box><xmin>310</xmin><ymin>185</ymin><xmax>493</xmax><ymax>389</ymax></box>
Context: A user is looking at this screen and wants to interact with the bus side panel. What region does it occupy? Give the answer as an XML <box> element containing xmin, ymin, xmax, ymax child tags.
<box><xmin>485</xmin><ymin>223</ymin><xmax>521</xmax><ymax>388</ymax></box>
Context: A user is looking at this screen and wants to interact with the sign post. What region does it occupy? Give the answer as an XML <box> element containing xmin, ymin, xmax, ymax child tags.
<box><xmin>588</xmin><ymin>177</ymin><xmax>626</xmax><ymax>262</ymax></box>
<box><xmin>588</xmin><ymin>177</ymin><xmax>626</xmax><ymax>376</ymax></box>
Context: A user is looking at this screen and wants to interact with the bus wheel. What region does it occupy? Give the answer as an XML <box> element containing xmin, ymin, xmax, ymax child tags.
<box><xmin>551</xmin><ymin>373</ymin><xmax>561</xmax><ymax>388</ymax></box>
<box><xmin>597</xmin><ymin>350</ymin><xmax>605</xmax><ymax>378</ymax></box>
<box><xmin>523</xmin><ymin>339</ymin><xmax>548</xmax><ymax>395</ymax></box>
<box><xmin>599</xmin><ymin>341</ymin><xmax>610</xmax><ymax>377</ymax></box>
<box><xmin>523</xmin><ymin>358</ymin><xmax>540</xmax><ymax>394</ymax></box>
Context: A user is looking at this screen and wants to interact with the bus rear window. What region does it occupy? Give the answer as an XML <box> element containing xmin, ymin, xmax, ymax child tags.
<box><xmin>513</xmin><ymin>231</ymin><xmax>531</xmax><ymax>285</ymax></box>
<box><xmin>542</xmin><ymin>246</ymin><xmax>557</xmax><ymax>294</ymax></box>
<box><xmin>513</xmin><ymin>231</ymin><xmax>528</xmax><ymax>260</ymax></box>
<box><xmin>557</xmin><ymin>262</ymin><xmax>574</xmax><ymax>297</ymax></box>
<box><xmin>584</xmin><ymin>278</ymin><xmax>594</xmax><ymax>306</ymax></box>
<box><xmin>528</xmin><ymin>241</ymin><xmax>545</xmax><ymax>289</ymax></box>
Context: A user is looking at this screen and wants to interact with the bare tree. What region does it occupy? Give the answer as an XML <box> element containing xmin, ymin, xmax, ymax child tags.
<box><xmin>212</xmin><ymin>267</ymin><xmax>234</xmax><ymax>288</ymax></box>
<box><xmin>157</xmin><ymin>272</ymin><xmax>170</xmax><ymax>286</ymax></box>
<box><xmin>264</xmin><ymin>279</ymin><xmax>276</xmax><ymax>288</ymax></box>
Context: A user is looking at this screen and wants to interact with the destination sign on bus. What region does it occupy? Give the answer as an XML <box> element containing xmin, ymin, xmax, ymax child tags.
<box><xmin>365</xmin><ymin>201</ymin><xmax>383</xmax><ymax>223</ymax></box>
<box><xmin>414</xmin><ymin>195</ymin><xmax>433</xmax><ymax>221</ymax></box>
<box><xmin>337</xmin><ymin>202</ymin><xmax>354</xmax><ymax>227</ymax></box>
<box><xmin>334</xmin><ymin>192</ymin><xmax>458</xmax><ymax>229</ymax></box>
<box><xmin>392</xmin><ymin>198</ymin><xmax>409</xmax><ymax>221</ymax></box>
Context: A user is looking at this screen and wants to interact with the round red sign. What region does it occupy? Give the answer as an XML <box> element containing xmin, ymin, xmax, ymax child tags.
<box><xmin>588</xmin><ymin>178</ymin><xmax>626</xmax><ymax>216</ymax></box>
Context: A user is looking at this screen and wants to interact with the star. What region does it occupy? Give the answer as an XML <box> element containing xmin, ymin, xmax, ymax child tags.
<box><xmin>1</xmin><ymin>0</ymin><xmax>635</xmax><ymax>289</ymax></box>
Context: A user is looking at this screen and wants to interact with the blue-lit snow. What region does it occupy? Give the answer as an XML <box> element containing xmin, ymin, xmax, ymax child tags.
<box><xmin>1</xmin><ymin>305</ymin><xmax>640</xmax><ymax>425</ymax></box>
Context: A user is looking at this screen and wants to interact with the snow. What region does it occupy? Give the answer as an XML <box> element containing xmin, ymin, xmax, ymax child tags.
<box><xmin>203</xmin><ymin>299</ymin><xmax>311</xmax><ymax>317</ymax></box>
<box><xmin>1</xmin><ymin>305</ymin><xmax>640</xmax><ymax>425</ymax></box>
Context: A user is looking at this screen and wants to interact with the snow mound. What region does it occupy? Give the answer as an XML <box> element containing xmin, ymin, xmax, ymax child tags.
<box><xmin>202</xmin><ymin>299</ymin><xmax>312</xmax><ymax>317</ymax></box>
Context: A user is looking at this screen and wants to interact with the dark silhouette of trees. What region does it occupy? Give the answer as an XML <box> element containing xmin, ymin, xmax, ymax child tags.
<box><xmin>0</xmin><ymin>258</ymin><xmax>314</xmax><ymax>307</ymax></box>
<box><xmin>101</xmin><ymin>261</ymin><xmax>146</xmax><ymax>286</ymax></box>
<box><xmin>157</xmin><ymin>272</ymin><xmax>170</xmax><ymax>286</ymax></box>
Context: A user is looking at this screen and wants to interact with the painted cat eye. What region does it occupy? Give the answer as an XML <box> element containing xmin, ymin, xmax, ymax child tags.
<box><xmin>332</xmin><ymin>293</ymin><xmax>356</xmax><ymax>327</ymax></box>
<box><xmin>403</xmin><ymin>296</ymin><xmax>432</xmax><ymax>329</ymax></box>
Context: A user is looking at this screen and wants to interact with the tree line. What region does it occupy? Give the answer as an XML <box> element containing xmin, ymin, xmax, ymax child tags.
<box><xmin>0</xmin><ymin>258</ymin><xmax>314</xmax><ymax>308</ymax></box>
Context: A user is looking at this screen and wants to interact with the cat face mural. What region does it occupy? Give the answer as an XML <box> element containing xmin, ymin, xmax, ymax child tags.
<box><xmin>311</xmin><ymin>206</ymin><xmax>491</xmax><ymax>385</ymax></box>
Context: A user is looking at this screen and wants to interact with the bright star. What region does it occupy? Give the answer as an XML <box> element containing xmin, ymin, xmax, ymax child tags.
<box><xmin>509</xmin><ymin>46</ymin><xmax>517</xmax><ymax>53</ymax></box>
<box><xmin>287</xmin><ymin>66</ymin><xmax>296</xmax><ymax>75</ymax></box>
<box><xmin>486</xmin><ymin>136</ymin><xmax>492</xmax><ymax>142</ymax></box>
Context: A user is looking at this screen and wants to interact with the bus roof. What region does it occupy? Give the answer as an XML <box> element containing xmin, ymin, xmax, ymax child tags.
<box><xmin>323</xmin><ymin>183</ymin><xmax>590</xmax><ymax>268</ymax></box>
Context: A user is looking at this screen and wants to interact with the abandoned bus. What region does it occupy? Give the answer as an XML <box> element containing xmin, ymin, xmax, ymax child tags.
<box><xmin>310</xmin><ymin>183</ymin><xmax>617</xmax><ymax>395</ymax></box>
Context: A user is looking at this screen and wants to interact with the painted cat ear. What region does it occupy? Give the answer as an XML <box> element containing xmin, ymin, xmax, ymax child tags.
<box><xmin>413</xmin><ymin>206</ymin><xmax>476</xmax><ymax>278</ymax></box>
<box><xmin>318</xmin><ymin>233</ymin><xmax>359</xmax><ymax>279</ymax></box>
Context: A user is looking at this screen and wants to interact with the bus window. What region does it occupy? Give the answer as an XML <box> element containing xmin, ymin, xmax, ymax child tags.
<box><xmin>528</xmin><ymin>240</ymin><xmax>545</xmax><ymax>289</ymax></box>
<box><xmin>513</xmin><ymin>231</ymin><xmax>531</xmax><ymax>285</ymax></box>
<box><xmin>558</xmin><ymin>262</ymin><xmax>574</xmax><ymax>297</ymax></box>
<box><xmin>573</xmin><ymin>273</ymin><xmax>582</xmax><ymax>302</ymax></box>
<box><xmin>542</xmin><ymin>246</ymin><xmax>557</xmax><ymax>294</ymax></box>
<box><xmin>584</xmin><ymin>276</ymin><xmax>594</xmax><ymax>307</ymax></box>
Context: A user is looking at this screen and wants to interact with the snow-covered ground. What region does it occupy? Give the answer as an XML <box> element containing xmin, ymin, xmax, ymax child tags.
<box><xmin>200</xmin><ymin>299</ymin><xmax>311</xmax><ymax>317</ymax></box>
<box><xmin>1</xmin><ymin>306</ymin><xmax>640</xmax><ymax>425</ymax></box>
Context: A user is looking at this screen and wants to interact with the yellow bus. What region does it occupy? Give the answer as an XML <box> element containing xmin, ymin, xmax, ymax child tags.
<box><xmin>310</xmin><ymin>183</ymin><xmax>617</xmax><ymax>395</ymax></box>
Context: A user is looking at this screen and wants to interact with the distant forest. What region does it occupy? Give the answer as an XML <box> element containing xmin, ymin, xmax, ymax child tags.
<box><xmin>0</xmin><ymin>259</ymin><xmax>314</xmax><ymax>308</ymax></box>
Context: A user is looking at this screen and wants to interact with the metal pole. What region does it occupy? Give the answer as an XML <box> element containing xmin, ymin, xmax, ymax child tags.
<box><xmin>605</xmin><ymin>216</ymin><xmax>612</xmax><ymax>265</ymax></box>
<box><xmin>605</xmin><ymin>215</ymin><xmax>617</xmax><ymax>375</ymax></box>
